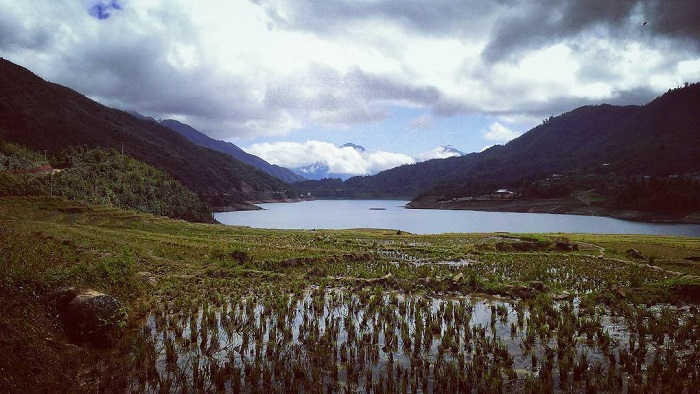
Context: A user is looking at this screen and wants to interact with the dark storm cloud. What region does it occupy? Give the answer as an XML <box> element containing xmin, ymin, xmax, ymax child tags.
<box><xmin>483</xmin><ymin>1</ymin><xmax>637</xmax><ymax>62</ymax></box>
<box><xmin>483</xmin><ymin>0</ymin><xmax>700</xmax><ymax>63</ymax></box>
<box><xmin>652</xmin><ymin>1</ymin><xmax>700</xmax><ymax>43</ymax></box>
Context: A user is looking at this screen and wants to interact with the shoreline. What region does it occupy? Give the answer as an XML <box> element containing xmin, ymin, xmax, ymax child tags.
<box><xmin>212</xmin><ymin>196</ymin><xmax>700</xmax><ymax>225</ymax></box>
<box><xmin>212</xmin><ymin>197</ymin><xmax>313</xmax><ymax>213</ymax></box>
<box><xmin>406</xmin><ymin>197</ymin><xmax>700</xmax><ymax>225</ymax></box>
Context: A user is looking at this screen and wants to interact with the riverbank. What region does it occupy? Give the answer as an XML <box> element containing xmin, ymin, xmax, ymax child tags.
<box><xmin>406</xmin><ymin>195</ymin><xmax>700</xmax><ymax>225</ymax></box>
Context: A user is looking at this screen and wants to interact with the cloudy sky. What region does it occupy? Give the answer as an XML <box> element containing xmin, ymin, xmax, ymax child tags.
<box><xmin>2</xmin><ymin>0</ymin><xmax>699</xmax><ymax>175</ymax></box>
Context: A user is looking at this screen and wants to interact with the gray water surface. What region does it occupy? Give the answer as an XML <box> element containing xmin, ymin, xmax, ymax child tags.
<box><xmin>214</xmin><ymin>200</ymin><xmax>700</xmax><ymax>236</ymax></box>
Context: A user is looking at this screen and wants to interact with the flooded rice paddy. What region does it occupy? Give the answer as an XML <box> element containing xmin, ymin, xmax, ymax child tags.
<box><xmin>82</xmin><ymin>232</ymin><xmax>700</xmax><ymax>393</ymax></box>
<box><xmin>129</xmin><ymin>284</ymin><xmax>698</xmax><ymax>393</ymax></box>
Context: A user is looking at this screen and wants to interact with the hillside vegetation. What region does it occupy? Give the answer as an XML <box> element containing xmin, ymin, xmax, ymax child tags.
<box><xmin>0</xmin><ymin>140</ymin><xmax>212</xmax><ymax>222</ymax></box>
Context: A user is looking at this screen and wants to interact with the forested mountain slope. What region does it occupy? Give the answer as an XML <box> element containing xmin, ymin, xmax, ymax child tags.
<box><xmin>159</xmin><ymin>119</ymin><xmax>305</xmax><ymax>184</ymax></box>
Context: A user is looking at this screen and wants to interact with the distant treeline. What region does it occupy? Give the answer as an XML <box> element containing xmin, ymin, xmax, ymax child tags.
<box><xmin>614</xmin><ymin>176</ymin><xmax>700</xmax><ymax>212</ymax></box>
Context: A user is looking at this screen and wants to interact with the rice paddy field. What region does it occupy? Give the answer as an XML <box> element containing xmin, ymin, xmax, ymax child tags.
<box><xmin>1</xmin><ymin>196</ymin><xmax>700</xmax><ymax>393</ymax></box>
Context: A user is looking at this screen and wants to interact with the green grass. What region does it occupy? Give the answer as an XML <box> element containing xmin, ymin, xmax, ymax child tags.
<box><xmin>1</xmin><ymin>196</ymin><xmax>699</xmax><ymax>392</ymax></box>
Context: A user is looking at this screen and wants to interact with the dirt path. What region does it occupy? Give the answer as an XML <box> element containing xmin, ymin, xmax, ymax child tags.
<box><xmin>578</xmin><ymin>241</ymin><xmax>699</xmax><ymax>280</ymax></box>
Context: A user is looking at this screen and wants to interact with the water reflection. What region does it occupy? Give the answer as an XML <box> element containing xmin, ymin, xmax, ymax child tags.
<box><xmin>215</xmin><ymin>200</ymin><xmax>700</xmax><ymax>237</ymax></box>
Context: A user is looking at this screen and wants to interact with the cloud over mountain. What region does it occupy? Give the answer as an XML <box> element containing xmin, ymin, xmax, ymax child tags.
<box><xmin>245</xmin><ymin>141</ymin><xmax>413</xmax><ymax>176</ymax></box>
<box><xmin>416</xmin><ymin>146</ymin><xmax>463</xmax><ymax>161</ymax></box>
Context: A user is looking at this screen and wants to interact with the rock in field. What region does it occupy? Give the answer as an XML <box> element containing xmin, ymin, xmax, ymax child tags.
<box><xmin>510</xmin><ymin>285</ymin><xmax>536</xmax><ymax>300</ymax></box>
<box><xmin>56</xmin><ymin>287</ymin><xmax>126</xmax><ymax>346</ymax></box>
<box><xmin>626</xmin><ymin>249</ymin><xmax>646</xmax><ymax>260</ymax></box>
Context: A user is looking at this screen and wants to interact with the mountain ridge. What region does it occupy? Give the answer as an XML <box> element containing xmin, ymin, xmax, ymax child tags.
<box><xmin>0</xmin><ymin>58</ymin><xmax>295</xmax><ymax>209</ymax></box>
<box><xmin>157</xmin><ymin>119</ymin><xmax>306</xmax><ymax>184</ymax></box>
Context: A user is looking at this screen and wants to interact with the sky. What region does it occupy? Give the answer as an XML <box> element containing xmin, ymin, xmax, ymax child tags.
<box><xmin>2</xmin><ymin>0</ymin><xmax>700</xmax><ymax>176</ymax></box>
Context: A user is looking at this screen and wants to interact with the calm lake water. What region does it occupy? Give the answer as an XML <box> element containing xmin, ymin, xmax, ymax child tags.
<box><xmin>214</xmin><ymin>200</ymin><xmax>700</xmax><ymax>237</ymax></box>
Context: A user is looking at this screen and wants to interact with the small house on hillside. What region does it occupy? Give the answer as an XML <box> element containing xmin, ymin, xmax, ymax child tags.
<box><xmin>492</xmin><ymin>189</ymin><xmax>515</xmax><ymax>199</ymax></box>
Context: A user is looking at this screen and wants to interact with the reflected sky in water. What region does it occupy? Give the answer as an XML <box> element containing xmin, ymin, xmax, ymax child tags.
<box><xmin>215</xmin><ymin>200</ymin><xmax>700</xmax><ymax>237</ymax></box>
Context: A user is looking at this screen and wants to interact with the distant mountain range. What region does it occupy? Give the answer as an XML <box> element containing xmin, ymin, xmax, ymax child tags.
<box><xmin>156</xmin><ymin>118</ymin><xmax>305</xmax><ymax>184</ymax></box>
<box><xmin>340</xmin><ymin>142</ymin><xmax>367</xmax><ymax>153</ymax></box>
<box><xmin>292</xmin><ymin>143</ymin><xmax>369</xmax><ymax>180</ymax></box>
<box><xmin>292</xmin><ymin>162</ymin><xmax>337</xmax><ymax>180</ymax></box>
<box><xmin>298</xmin><ymin>83</ymin><xmax>700</xmax><ymax>201</ymax></box>
<box><xmin>291</xmin><ymin>143</ymin><xmax>465</xmax><ymax>180</ymax></box>
<box><xmin>0</xmin><ymin>59</ymin><xmax>294</xmax><ymax>209</ymax></box>
<box><xmin>435</xmin><ymin>145</ymin><xmax>464</xmax><ymax>157</ymax></box>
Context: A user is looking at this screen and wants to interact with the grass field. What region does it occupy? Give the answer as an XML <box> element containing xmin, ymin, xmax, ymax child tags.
<box><xmin>1</xmin><ymin>196</ymin><xmax>699</xmax><ymax>392</ymax></box>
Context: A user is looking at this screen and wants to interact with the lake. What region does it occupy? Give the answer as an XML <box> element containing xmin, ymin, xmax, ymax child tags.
<box><xmin>214</xmin><ymin>200</ymin><xmax>700</xmax><ymax>237</ymax></box>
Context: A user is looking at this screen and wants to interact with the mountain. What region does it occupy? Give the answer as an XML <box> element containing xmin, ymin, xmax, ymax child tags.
<box><xmin>297</xmin><ymin>83</ymin><xmax>700</xmax><ymax>201</ymax></box>
<box><xmin>0</xmin><ymin>58</ymin><xmax>295</xmax><ymax>209</ymax></box>
<box><xmin>340</xmin><ymin>142</ymin><xmax>367</xmax><ymax>153</ymax></box>
<box><xmin>291</xmin><ymin>142</ymin><xmax>370</xmax><ymax>180</ymax></box>
<box><xmin>293</xmin><ymin>162</ymin><xmax>331</xmax><ymax>180</ymax></box>
<box><xmin>416</xmin><ymin>145</ymin><xmax>464</xmax><ymax>161</ymax></box>
<box><xmin>292</xmin><ymin>162</ymin><xmax>361</xmax><ymax>181</ymax></box>
<box><xmin>157</xmin><ymin>119</ymin><xmax>305</xmax><ymax>184</ymax></box>
<box><xmin>439</xmin><ymin>145</ymin><xmax>464</xmax><ymax>157</ymax></box>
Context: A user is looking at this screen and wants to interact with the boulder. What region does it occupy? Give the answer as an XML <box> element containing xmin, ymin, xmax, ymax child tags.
<box><xmin>56</xmin><ymin>288</ymin><xmax>126</xmax><ymax>346</ymax></box>
<box><xmin>610</xmin><ymin>285</ymin><xmax>626</xmax><ymax>299</ymax></box>
<box><xmin>555</xmin><ymin>241</ymin><xmax>578</xmax><ymax>251</ymax></box>
<box><xmin>626</xmin><ymin>249</ymin><xmax>646</xmax><ymax>260</ymax></box>
<box><xmin>367</xmin><ymin>273</ymin><xmax>393</xmax><ymax>284</ymax></box>
<box><xmin>552</xmin><ymin>291</ymin><xmax>573</xmax><ymax>301</ymax></box>
<box><xmin>55</xmin><ymin>286</ymin><xmax>78</xmax><ymax>312</ymax></box>
<box><xmin>529</xmin><ymin>281</ymin><xmax>549</xmax><ymax>292</ymax></box>
<box><xmin>230</xmin><ymin>250</ymin><xmax>250</xmax><ymax>264</ymax></box>
<box><xmin>510</xmin><ymin>285</ymin><xmax>536</xmax><ymax>300</ymax></box>
<box><xmin>136</xmin><ymin>271</ymin><xmax>157</xmax><ymax>287</ymax></box>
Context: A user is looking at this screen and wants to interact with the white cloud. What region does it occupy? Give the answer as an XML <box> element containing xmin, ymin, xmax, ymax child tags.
<box><xmin>482</xmin><ymin>122</ymin><xmax>521</xmax><ymax>143</ymax></box>
<box><xmin>245</xmin><ymin>141</ymin><xmax>414</xmax><ymax>175</ymax></box>
<box><xmin>677</xmin><ymin>59</ymin><xmax>700</xmax><ymax>82</ymax></box>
